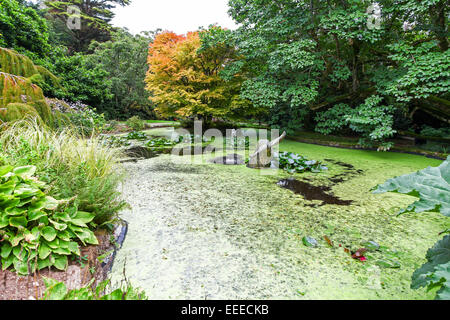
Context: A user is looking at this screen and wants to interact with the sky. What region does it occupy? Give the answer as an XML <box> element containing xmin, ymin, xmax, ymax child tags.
<box><xmin>111</xmin><ymin>0</ymin><xmax>238</xmax><ymax>35</ymax></box>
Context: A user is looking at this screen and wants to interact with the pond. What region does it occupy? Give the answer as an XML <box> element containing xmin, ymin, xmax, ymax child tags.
<box><xmin>109</xmin><ymin>130</ymin><xmax>447</xmax><ymax>299</ymax></box>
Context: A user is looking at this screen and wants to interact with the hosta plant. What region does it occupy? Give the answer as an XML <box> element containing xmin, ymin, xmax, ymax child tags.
<box><xmin>373</xmin><ymin>156</ymin><xmax>450</xmax><ymax>299</ymax></box>
<box><xmin>277</xmin><ymin>152</ymin><xmax>327</xmax><ymax>174</ymax></box>
<box><xmin>0</xmin><ymin>165</ymin><xmax>98</xmax><ymax>276</ymax></box>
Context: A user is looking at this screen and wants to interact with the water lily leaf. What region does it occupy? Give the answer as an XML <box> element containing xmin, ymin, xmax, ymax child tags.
<box><xmin>41</xmin><ymin>226</ymin><xmax>57</xmax><ymax>242</ymax></box>
<box><xmin>373</xmin><ymin>156</ymin><xmax>450</xmax><ymax>217</ymax></box>
<box><xmin>302</xmin><ymin>236</ymin><xmax>318</xmax><ymax>247</ymax></box>
<box><xmin>376</xmin><ymin>259</ymin><xmax>401</xmax><ymax>268</ymax></box>
<box><xmin>363</xmin><ymin>241</ymin><xmax>380</xmax><ymax>251</ymax></box>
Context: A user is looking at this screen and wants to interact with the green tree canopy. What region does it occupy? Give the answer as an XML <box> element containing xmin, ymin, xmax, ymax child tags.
<box><xmin>0</xmin><ymin>0</ymin><xmax>51</xmax><ymax>56</ymax></box>
<box><xmin>44</xmin><ymin>0</ymin><xmax>131</xmax><ymax>52</ymax></box>
<box><xmin>225</xmin><ymin>0</ymin><xmax>449</xmax><ymax>148</ymax></box>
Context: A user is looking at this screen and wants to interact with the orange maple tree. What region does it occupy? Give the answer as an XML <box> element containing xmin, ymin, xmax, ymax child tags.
<box><xmin>145</xmin><ymin>27</ymin><xmax>254</xmax><ymax>123</ymax></box>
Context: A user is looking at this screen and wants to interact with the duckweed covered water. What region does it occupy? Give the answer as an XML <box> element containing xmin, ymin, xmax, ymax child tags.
<box><xmin>110</xmin><ymin>141</ymin><xmax>448</xmax><ymax>300</ymax></box>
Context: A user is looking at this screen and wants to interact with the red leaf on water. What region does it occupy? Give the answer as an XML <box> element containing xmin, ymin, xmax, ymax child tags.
<box><xmin>352</xmin><ymin>248</ymin><xmax>368</xmax><ymax>259</ymax></box>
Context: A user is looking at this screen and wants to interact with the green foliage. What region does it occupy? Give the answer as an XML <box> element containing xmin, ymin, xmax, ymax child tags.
<box><xmin>345</xmin><ymin>96</ymin><xmax>397</xmax><ymax>150</ymax></box>
<box><xmin>42</xmin><ymin>277</ymin><xmax>147</xmax><ymax>300</ymax></box>
<box><xmin>226</xmin><ymin>0</ymin><xmax>450</xmax><ymax>146</ymax></box>
<box><xmin>0</xmin><ymin>120</ymin><xmax>127</xmax><ymax>225</ymax></box>
<box><xmin>146</xmin><ymin>137</ymin><xmax>179</xmax><ymax>151</ymax></box>
<box><xmin>420</xmin><ymin>126</ymin><xmax>450</xmax><ymax>138</ymax></box>
<box><xmin>277</xmin><ymin>152</ymin><xmax>327</xmax><ymax>174</ymax></box>
<box><xmin>0</xmin><ymin>0</ymin><xmax>51</xmax><ymax>57</ymax></box>
<box><xmin>0</xmin><ymin>47</ymin><xmax>60</xmax><ymax>126</ymax></box>
<box><xmin>126</xmin><ymin>116</ymin><xmax>146</xmax><ymax>132</ymax></box>
<box><xmin>48</xmin><ymin>52</ymin><xmax>113</xmax><ymax>113</ymax></box>
<box><xmin>315</xmin><ymin>104</ymin><xmax>353</xmax><ymax>135</ymax></box>
<box><xmin>0</xmin><ymin>165</ymin><xmax>98</xmax><ymax>276</ymax></box>
<box><xmin>224</xmin><ymin>136</ymin><xmax>250</xmax><ymax>150</ymax></box>
<box><xmin>66</xmin><ymin>106</ymin><xmax>106</xmax><ymax>136</ymax></box>
<box><xmin>101</xmin><ymin>135</ymin><xmax>131</xmax><ymax>148</ymax></box>
<box><xmin>126</xmin><ymin>131</ymin><xmax>147</xmax><ymax>141</ymax></box>
<box><xmin>411</xmin><ymin>235</ymin><xmax>450</xmax><ymax>300</ymax></box>
<box><xmin>44</xmin><ymin>0</ymin><xmax>131</xmax><ymax>53</ymax></box>
<box><xmin>374</xmin><ymin>156</ymin><xmax>450</xmax><ymax>299</ymax></box>
<box><xmin>46</xmin><ymin>30</ymin><xmax>154</xmax><ymax>119</ymax></box>
<box><xmin>373</xmin><ymin>156</ymin><xmax>450</xmax><ymax>216</ymax></box>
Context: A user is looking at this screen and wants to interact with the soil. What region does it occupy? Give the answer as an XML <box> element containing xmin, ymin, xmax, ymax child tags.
<box><xmin>0</xmin><ymin>230</ymin><xmax>115</xmax><ymax>300</ymax></box>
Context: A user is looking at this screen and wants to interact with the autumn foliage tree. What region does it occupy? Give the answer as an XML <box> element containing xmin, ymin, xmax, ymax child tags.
<box><xmin>145</xmin><ymin>27</ymin><xmax>255</xmax><ymax>124</ymax></box>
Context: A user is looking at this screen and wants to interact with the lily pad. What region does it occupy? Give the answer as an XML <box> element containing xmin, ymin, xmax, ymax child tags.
<box><xmin>376</xmin><ymin>259</ymin><xmax>401</xmax><ymax>269</ymax></box>
<box><xmin>302</xmin><ymin>236</ymin><xmax>319</xmax><ymax>248</ymax></box>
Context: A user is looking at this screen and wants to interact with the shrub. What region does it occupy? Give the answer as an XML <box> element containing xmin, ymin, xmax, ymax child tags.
<box><xmin>125</xmin><ymin>116</ymin><xmax>145</xmax><ymax>132</ymax></box>
<box><xmin>0</xmin><ymin>165</ymin><xmax>98</xmax><ymax>276</ymax></box>
<box><xmin>0</xmin><ymin>119</ymin><xmax>127</xmax><ymax>225</ymax></box>
<box><xmin>66</xmin><ymin>105</ymin><xmax>106</xmax><ymax>136</ymax></box>
<box><xmin>420</xmin><ymin>126</ymin><xmax>450</xmax><ymax>138</ymax></box>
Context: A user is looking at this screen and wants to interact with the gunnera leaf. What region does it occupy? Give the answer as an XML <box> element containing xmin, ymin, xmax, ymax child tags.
<box><xmin>411</xmin><ymin>235</ymin><xmax>450</xmax><ymax>299</ymax></box>
<box><xmin>373</xmin><ymin>156</ymin><xmax>450</xmax><ymax>217</ymax></box>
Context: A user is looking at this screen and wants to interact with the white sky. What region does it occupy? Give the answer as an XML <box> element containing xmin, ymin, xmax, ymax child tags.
<box><xmin>111</xmin><ymin>0</ymin><xmax>238</xmax><ymax>35</ymax></box>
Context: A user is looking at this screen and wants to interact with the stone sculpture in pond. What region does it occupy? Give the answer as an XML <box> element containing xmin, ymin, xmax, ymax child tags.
<box><xmin>247</xmin><ymin>131</ymin><xmax>287</xmax><ymax>168</ymax></box>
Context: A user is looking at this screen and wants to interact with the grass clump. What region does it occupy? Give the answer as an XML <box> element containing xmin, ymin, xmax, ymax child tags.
<box><xmin>0</xmin><ymin>119</ymin><xmax>128</xmax><ymax>225</ymax></box>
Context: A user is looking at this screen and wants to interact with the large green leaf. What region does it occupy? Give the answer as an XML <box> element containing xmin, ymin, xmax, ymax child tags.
<box><xmin>41</xmin><ymin>226</ymin><xmax>57</xmax><ymax>242</ymax></box>
<box><xmin>0</xmin><ymin>214</ymin><xmax>9</xmax><ymax>228</ymax></box>
<box><xmin>0</xmin><ymin>242</ymin><xmax>12</xmax><ymax>259</ymax></box>
<box><xmin>42</xmin><ymin>277</ymin><xmax>68</xmax><ymax>300</ymax></box>
<box><xmin>12</xmin><ymin>166</ymin><xmax>36</xmax><ymax>178</ymax></box>
<box><xmin>0</xmin><ymin>165</ymin><xmax>13</xmax><ymax>177</ymax></box>
<box><xmin>373</xmin><ymin>156</ymin><xmax>450</xmax><ymax>216</ymax></box>
<box><xmin>53</xmin><ymin>255</ymin><xmax>68</xmax><ymax>271</ymax></box>
<box><xmin>9</xmin><ymin>216</ymin><xmax>28</xmax><ymax>228</ymax></box>
<box><xmin>38</xmin><ymin>243</ymin><xmax>51</xmax><ymax>260</ymax></box>
<box><xmin>0</xmin><ymin>180</ymin><xmax>16</xmax><ymax>195</ymax></box>
<box><xmin>412</xmin><ymin>235</ymin><xmax>450</xmax><ymax>300</ymax></box>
